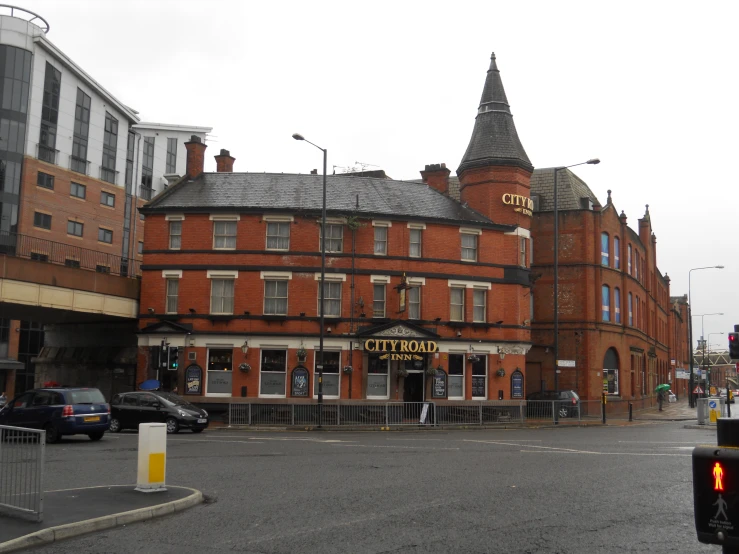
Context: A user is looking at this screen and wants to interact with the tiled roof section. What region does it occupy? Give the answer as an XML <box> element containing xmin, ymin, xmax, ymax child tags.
<box><xmin>458</xmin><ymin>53</ymin><xmax>533</xmax><ymax>174</ymax></box>
<box><xmin>144</xmin><ymin>172</ymin><xmax>506</xmax><ymax>227</ymax></box>
<box><xmin>530</xmin><ymin>168</ymin><xmax>602</xmax><ymax>212</ymax></box>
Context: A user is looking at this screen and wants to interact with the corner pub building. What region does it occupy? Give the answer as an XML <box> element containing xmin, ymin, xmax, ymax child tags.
<box><xmin>136</xmin><ymin>53</ymin><xmax>535</xmax><ymax>406</ymax></box>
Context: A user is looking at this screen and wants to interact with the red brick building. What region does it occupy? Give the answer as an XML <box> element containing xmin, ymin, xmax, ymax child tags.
<box><xmin>669</xmin><ymin>295</ymin><xmax>690</xmax><ymax>399</ymax></box>
<box><xmin>527</xmin><ymin>170</ymin><xmax>677</xmax><ymax>404</ymax></box>
<box><xmin>137</xmin><ymin>54</ymin><xmax>535</xmax><ymax>403</ymax></box>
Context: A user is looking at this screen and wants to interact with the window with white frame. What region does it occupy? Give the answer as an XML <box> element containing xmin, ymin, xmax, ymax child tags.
<box><xmin>408</xmin><ymin>286</ymin><xmax>421</xmax><ymax>319</ymax></box>
<box><xmin>169</xmin><ymin>221</ymin><xmax>182</xmax><ymax>250</ymax></box>
<box><xmin>614</xmin><ymin>237</ymin><xmax>620</xmax><ymax>269</ymax></box>
<box><xmin>601</xmin><ymin>233</ymin><xmax>609</xmax><ymax>266</ymax></box>
<box><xmin>373</xmin><ymin>284</ymin><xmax>386</xmax><ymax>318</ymax></box>
<box><xmin>628</xmin><ymin>244</ymin><xmax>632</xmax><ymax>274</ymax></box>
<box><xmin>166</xmin><ymin>279</ymin><xmax>179</xmax><ymax>314</ymax></box>
<box><xmin>450</xmin><ymin>288</ymin><xmax>465</xmax><ymax>321</ymax></box>
<box><xmin>519</xmin><ymin>237</ymin><xmax>527</xmax><ymax>267</ymax></box>
<box><xmin>374</xmin><ymin>225</ymin><xmax>387</xmax><ymax>255</ymax></box>
<box><xmin>264</xmin><ymin>280</ymin><xmax>288</xmax><ymax>315</ymax></box>
<box><xmin>448</xmin><ymin>354</ymin><xmax>465</xmax><ymax>399</ymax></box>
<box><xmin>213</xmin><ymin>221</ymin><xmax>237</xmax><ymax>249</ymax></box>
<box><xmin>265</xmin><ymin>222</ymin><xmax>290</xmax><ymax>250</ymax></box>
<box><xmin>473</xmin><ymin>289</ymin><xmax>486</xmax><ymax>322</ymax></box>
<box><xmin>614</xmin><ymin>287</ymin><xmax>621</xmax><ymax>323</ymax></box>
<box><xmin>409</xmin><ymin>228</ymin><xmax>422</xmax><ymax>258</ymax></box>
<box><xmin>471</xmin><ymin>356</ymin><xmax>487</xmax><ymax>399</ymax></box>
<box><xmin>461</xmin><ymin>232</ymin><xmax>478</xmax><ymax>261</ymax></box>
<box><xmin>628</xmin><ymin>292</ymin><xmax>633</xmax><ymax>326</ymax></box>
<box><xmin>260</xmin><ymin>349</ymin><xmax>287</xmax><ymax>396</ymax></box>
<box><xmin>602</xmin><ymin>285</ymin><xmax>610</xmax><ymax>322</ymax></box>
<box><xmin>367</xmin><ymin>352</ymin><xmax>389</xmax><ymax>398</ymax></box>
<box><xmin>314</xmin><ymin>351</ymin><xmax>340</xmax><ymax>397</ymax></box>
<box><xmin>206</xmin><ymin>348</ymin><xmax>233</xmax><ymax>396</ymax></box>
<box><xmin>320</xmin><ymin>223</ymin><xmax>343</xmax><ymax>253</ymax></box>
<box><xmin>211</xmin><ymin>279</ymin><xmax>235</xmax><ymax>314</ymax></box>
<box><xmin>318</xmin><ymin>280</ymin><xmax>342</xmax><ymax>317</ymax></box>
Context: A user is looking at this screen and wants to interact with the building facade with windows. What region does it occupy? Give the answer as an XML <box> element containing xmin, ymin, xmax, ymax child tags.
<box><xmin>0</xmin><ymin>7</ymin><xmax>210</xmax><ymax>396</ymax></box>
<box><xmin>137</xmin><ymin>54</ymin><xmax>534</xmax><ymax>403</ymax></box>
<box><xmin>526</xmin><ymin>170</ymin><xmax>675</xmax><ymax>403</ymax></box>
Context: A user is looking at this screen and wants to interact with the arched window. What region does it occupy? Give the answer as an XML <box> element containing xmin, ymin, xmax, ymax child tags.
<box><xmin>628</xmin><ymin>244</ymin><xmax>632</xmax><ymax>274</ymax></box>
<box><xmin>614</xmin><ymin>237</ymin><xmax>620</xmax><ymax>269</ymax></box>
<box><xmin>635</xmin><ymin>251</ymin><xmax>640</xmax><ymax>280</ymax></box>
<box><xmin>603</xmin><ymin>348</ymin><xmax>619</xmax><ymax>395</ymax></box>
<box><xmin>628</xmin><ymin>292</ymin><xmax>633</xmax><ymax>326</ymax></box>
<box><xmin>601</xmin><ymin>233</ymin><xmax>609</xmax><ymax>266</ymax></box>
<box><xmin>602</xmin><ymin>285</ymin><xmax>610</xmax><ymax>322</ymax></box>
<box><xmin>614</xmin><ymin>287</ymin><xmax>621</xmax><ymax>323</ymax></box>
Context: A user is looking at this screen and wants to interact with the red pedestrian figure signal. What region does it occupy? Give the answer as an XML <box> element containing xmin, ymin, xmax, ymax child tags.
<box><xmin>714</xmin><ymin>462</ymin><xmax>725</xmax><ymax>491</ymax></box>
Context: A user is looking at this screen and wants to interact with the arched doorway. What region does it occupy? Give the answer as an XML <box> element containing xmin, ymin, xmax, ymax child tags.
<box><xmin>603</xmin><ymin>348</ymin><xmax>619</xmax><ymax>395</ymax></box>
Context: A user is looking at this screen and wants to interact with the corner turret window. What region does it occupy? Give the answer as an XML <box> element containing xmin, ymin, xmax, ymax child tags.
<box><xmin>614</xmin><ymin>287</ymin><xmax>621</xmax><ymax>324</ymax></box>
<box><xmin>628</xmin><ymin>244</ymin><xmax>632</xmax><ymax>274</ymax></box>
<box><xmin>601</xmin><ymin>233</ymin><xmax>609</xmax><ymax>266</ymax></box>
<box><xmin>614</xmin><ymin>237</ymin><xmax>620</xmax><ymax>269</ymax></box>
<box><xmin>601</xmin><ymin>285</ymin><xmax>610</xmax><ymax>322</ymax></box>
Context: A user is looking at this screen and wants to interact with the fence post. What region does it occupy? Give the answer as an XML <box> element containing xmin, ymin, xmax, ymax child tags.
<box><xmin>385</xmin><ymin>403</ymin><xmax>389</xmax><ymax>427</ymax></box>
<box><xmin>248</xmin><ymin>403</ymin><xmax>252</xmax><ymax>425</ymax></box>
<box><xmin>337</xmin><ymin>404</ymin><xmax>341</xmax><ymax>426</ymax></box>
<box><xmin>228</xmin><ymin>404</ymin><xmax>232</xmax><ymax>426</ymax></box>
<box><xmin>628</xmin><ymin>402</ymin><xmax>633</xmax><ymax>422</ymax></box>
<box><xmin>602</xmin><ymin>393</ymin><xmax>607</xmax><ymax>424</ymax></box>
<box><xmin>291</xmin><ymin>404</ymin><xmax>295</xmax><ymax>427</ymax></box>
<box><xmin>479</xmin><ymin>402</ymin><xmax>483</xmax><ymax>426</ymax></box>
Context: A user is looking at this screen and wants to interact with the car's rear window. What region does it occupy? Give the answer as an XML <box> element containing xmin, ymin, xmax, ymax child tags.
<box><xmin>67</xmin><ymin>389</ymin><xmax>106</xmax><ymax>404</ymax></box>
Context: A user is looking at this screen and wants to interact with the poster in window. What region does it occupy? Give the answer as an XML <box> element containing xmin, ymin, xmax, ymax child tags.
<box><xmin>185</xmin><ymin>364</ymin><xmax>202</xmax><ymax>395</ymax></box>
<box><xmin>511</xmin><ymin>369</ymin><xmax>524</xmax><ymax>399</ymax></box>
<box><xmin>291</xmin><ymin>366</ymin><xmax>309</xmax><ymax>397</ymax></box>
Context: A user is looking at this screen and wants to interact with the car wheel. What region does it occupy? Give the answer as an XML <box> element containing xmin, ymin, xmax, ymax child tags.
<box><xmin>44</xmin><ymin>423</ymin><xmax>61</xmax><ymax>444</ymax></box>
<box><xmin>192</xmin><ymin>428</ymin><xmax>203</xmax><ymax>433</ymax></box>
<box><xmin>558</xmin><ymin>406</ymin><xmax>569</xmax><ymax>419</ymax></box>
<box><xmin>88</xmin><ymin>432</ymin><xmax>104</xmax><ymax>441</ymax></box>
<box><xmin>166</xmin><ymin>417</ymin><xmax>179</xmax><ymax>434</ymax></box>
<box><xmin>108</xmin><ymin>418</ymin><xmax>122</xmax><ymax>433</ymax></box>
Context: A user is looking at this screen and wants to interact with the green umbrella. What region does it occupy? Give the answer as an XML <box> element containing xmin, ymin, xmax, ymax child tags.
<box><xmin>655</xmin><ymin>383</ymin><xmax>671</xmax><ymax>393</ymax></box>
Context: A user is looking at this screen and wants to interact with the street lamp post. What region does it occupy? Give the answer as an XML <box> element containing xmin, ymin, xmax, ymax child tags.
<box><xmin>292</xmin><ymin>133</ymin><xmax>327</xmax><ymax>427</ymax></box>
<box><xmin>553</xmin><ymin>159</ymin><xmax>599</xmax><ymax>423</ymax></box>
<box><xmin>688</xmin><ymin>266</ymin><xmax>724</xmax><ymax>407</ymax></box>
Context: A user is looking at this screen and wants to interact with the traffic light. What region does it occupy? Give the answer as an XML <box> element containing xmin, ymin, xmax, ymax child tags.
<box><xmin>160</xmin><ymin>340</ymin><xmax>169</xmax><ymax>369</ymax></box>
<box><xmin>729</xmin><ymin>333</ymin><xmax>739</xmax><ymax>360</ymax></box>
<box><xmin>693</xmin><ymin>446</ymin><xmax>739</xmax><ymax>546</ymax></box>
<box><xmin>168</xmin><ymin>346</ymin><xmax>179</xmax><ymax>370</ymax></box>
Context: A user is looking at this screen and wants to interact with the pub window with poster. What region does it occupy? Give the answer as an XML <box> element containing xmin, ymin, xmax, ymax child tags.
<box><xmin>367</xmin><ymin>352</ymin><xmax>389</xmax><ymax>399</ymax></box>
<box><xmin>260</xmin><ymin>349</ymin><xmax>287</xmax><ymax>396</ymax></box>
<box><xmin>314</xmin><ymin>351</ymin><xmax>340</xmax><ymax>398</ymax></box>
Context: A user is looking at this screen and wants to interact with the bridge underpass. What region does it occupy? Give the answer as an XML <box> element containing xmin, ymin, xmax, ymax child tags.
<box><xmin>1</xmin><ymin>243</ymin><xmax>140</xmax><ymax>397</ymax></box>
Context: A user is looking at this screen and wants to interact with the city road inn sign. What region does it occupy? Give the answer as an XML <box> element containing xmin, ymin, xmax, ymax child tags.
<box><xmin>363</xmin><ymin>339</ymin><xmax>438</xmax><ymax>361</ymax></box>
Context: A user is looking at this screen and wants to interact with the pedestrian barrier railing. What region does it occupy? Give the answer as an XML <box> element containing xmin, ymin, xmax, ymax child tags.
<box><xmin>0</xmin><ymin>425</ymin><xmax>45</xmax><ymax>521</ymax></box>
<box><xmin>228</xmin><ymin>400</ymin><xmax>583</xmax><ymax>427</ymax></box>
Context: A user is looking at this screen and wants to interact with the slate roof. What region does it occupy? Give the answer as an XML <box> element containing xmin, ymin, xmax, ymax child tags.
<box><xmin>458</xmin><ymin>53</ymin><xmax>533</xmax><ymax>175</ymax></box>
<box><xmin>143</xmin><ymin>172</ymin><xmax>510</xmax><ymax>228</ymax></box>
<box><xmin>530</xmin><ymin>168</ymin><xmax>602</xmax><ymax>212</ymax></box>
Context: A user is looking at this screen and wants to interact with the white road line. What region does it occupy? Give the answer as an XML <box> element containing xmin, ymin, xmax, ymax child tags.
<box><xmin>617</xmin><ymin>440</ymin><xmax>703</xmax><ymax>444</ymax></box>
<box><xmin>168</xmin><ymin>439</ymin><xmax>264</xmax><ymax>444</ymax></box>
<box><xmin>521</xmin><ymin>450</ymin><xmax>691</xmax><ymax>457</ymax></box>
<box><xmin>334</xmin><ymin>444</ymin><xmax>460</xmax><ymax>450</ymax></box>
<box><xmin>463</xmin><ymin>439</ymin><xmax>599</xmax><ymax>454</ymax></box>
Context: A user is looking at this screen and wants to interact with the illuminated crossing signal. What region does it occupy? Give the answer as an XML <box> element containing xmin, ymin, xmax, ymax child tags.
<box><xmin>168</xmin><ymin>346</ymin><xmax>179</xmax><ymax>370</ymax></box>
<box><xmin>714</xmin><ymin>462</ymin><xmax>725</xmax><ymax>491</ymax></box>
<box><xmin>729</xmin><ymin>333</ymin><xmax>739</xmax><ymax>360</ymax></box>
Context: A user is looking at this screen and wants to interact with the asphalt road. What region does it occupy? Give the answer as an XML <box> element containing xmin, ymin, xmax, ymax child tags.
<box><xmin>26</xmin><ymin>422</ymin><xmax>721</xmax><ymax>554</ymax></box>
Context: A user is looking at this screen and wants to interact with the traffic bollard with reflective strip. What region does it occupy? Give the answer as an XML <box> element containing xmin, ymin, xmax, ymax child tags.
<box><xmin>135</xmin><ymin>423</ymin><xmax>167</xmax><ymax>492</ymax></box>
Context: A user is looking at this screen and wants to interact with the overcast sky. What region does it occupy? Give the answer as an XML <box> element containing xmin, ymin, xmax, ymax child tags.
<box><xmin>24</xmin><ymin>0</ymin><xmax>737</xmax><ymax>350</ymax></box>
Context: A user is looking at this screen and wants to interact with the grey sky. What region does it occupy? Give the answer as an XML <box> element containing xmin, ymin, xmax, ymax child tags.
<box><xmin>26</xmin><ymin>0</ymin><xmax>737</xmax><ymax>349</ymax></box>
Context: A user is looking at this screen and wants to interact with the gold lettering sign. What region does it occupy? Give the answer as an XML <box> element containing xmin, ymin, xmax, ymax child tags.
<box><xmin>364</xmin><ymin>339</ymin><xmax>438</xmax><ymax>354</ymax></box>
<box><xmin>501</xmin><ymin>193</ymin><xmax>533</xmax><ymax>217</ymax></box>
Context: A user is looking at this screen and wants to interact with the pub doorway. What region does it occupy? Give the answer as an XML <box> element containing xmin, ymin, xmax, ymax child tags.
<box><xmin>404</xmin><ymin>372</ymin><xmax>424</xmax><ymax>403</ymax></box>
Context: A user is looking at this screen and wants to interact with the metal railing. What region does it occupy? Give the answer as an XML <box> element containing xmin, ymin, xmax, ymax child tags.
<box><xmin>139</xmin><ymin>185</ymin><xmax>154</xmax><ymax>201</ymax></box>
<box><xmin>228</xmin><ymin>400</ymin><xmax>584</xmax><ymax>427</ymax></box>
<box><xmin>36</xmin><ymin>142</ymin><xmax>59</xmax><ymax>165</ymax></box>
<box><xmin>69</xmin><ymin>155</ymin><xmax>90</xmax><ymax>175</ymax></box>
<box><xmin>0</xmin><ymin>425</ymin><xmax>45</xmax><ymax>521</ymax></box>
<box><xmin>100</xmin><ymin>166</ymin><xmax>119</xmax><ymax>185</ymax></box>
<box><xmin>0</xmin><ymin>230</ymin><xmax>141</xmax><ymax>278</ymax></box>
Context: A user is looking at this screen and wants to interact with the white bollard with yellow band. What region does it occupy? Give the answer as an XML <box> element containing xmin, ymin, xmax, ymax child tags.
<box><xmin>135</xmin><ymin>423</ymin><xmax>167</xmax><ymax>492</ymax></box>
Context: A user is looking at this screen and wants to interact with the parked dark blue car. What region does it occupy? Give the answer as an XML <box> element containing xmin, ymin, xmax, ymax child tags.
<box><xmin>0</xmin><ymin>387</ymin><xmax>110</xmax><ymax>443</ymax></box>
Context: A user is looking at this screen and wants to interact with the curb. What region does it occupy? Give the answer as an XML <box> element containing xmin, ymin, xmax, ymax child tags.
<box><xmin>0</xmin><ymin>486</ymin><xmax>203</xmax><ymax>553</ymax></box>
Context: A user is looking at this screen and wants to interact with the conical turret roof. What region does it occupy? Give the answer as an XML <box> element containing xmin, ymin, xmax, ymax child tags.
<box><xmin>458</xmin><ymin>53</ymin><xmax>533</xmax><ymax>174</ymax></box>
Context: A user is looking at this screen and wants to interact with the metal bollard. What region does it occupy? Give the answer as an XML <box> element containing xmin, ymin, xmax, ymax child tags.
<box><xmin>135</xmin><ymin>423</ymin><xmax>167</xmax><ymax>492</ymax></box>
<box><xmin>602</xmin><ymin>393</ymin><xmax>607</xmax><ymax>425</ymax></box>
<box><xmin>628</xmin><ymin>402</ymin><xmax>633</xmax><ymax>422</ymax></box>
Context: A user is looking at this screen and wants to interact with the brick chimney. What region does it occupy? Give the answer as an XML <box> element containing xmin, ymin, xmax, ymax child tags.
<box><xmin>185</xmin><ymin>135</ymin><xmax>207</xmax><ymax>178</ymax></box>
<box><xmin>214</xmin><ymin>149</ymin><xmax>235</xmax><ymax>173</ymax></box>
<box><xmin>420</xmin><ymin>163</ymin><xmax>450</xmax><ymax>195</ymax></box>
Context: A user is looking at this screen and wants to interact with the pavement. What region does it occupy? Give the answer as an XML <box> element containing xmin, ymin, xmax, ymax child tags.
<box><xmin>0</xmin><ymin>485</ymin><xmax>202</xmax><ymax>553</ymax></box>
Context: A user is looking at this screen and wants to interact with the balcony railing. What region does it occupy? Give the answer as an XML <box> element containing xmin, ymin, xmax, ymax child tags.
<box><xmin>139</xmin><ymin>185</ymin><xmax>154</xmax><ymax>201</ymax></box>
<box><xmin>36</xmin><ymin>143</ymin><xmax>59</xmax><ymax>165</ymax></box>
<box><xmin>100</xmin><ymin>166</ymin><xmax>119</xmax><ymax>185</ymax></box>
<box><xmin>69</xmin><ymin>155</ymin><xmax>90</xmax><ymax>176</ymax></box>
<box><xmin>0</xmin><ymin>231</ymin><xmax>140</xmax><ymax>278</ymax></box>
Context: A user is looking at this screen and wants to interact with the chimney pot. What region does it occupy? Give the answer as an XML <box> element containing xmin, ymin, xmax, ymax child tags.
<box><xmin>214</xmin><ymin>148</ymin><xmax>236</xmax><ymax>173</ymax></box>
<box><xmin>311</xmin><ymin>169</ymin><xmax>317</xmax><ymax>175</ymax></box>
<box><xmin>420</xmin><ymin>163</ymin><xmax>451</xmax><ymax>195</ymax></box>
<box><xmin>185</xmin><ymin>135</ymin><xmax>207</xmax><ymax>178</ymax></box>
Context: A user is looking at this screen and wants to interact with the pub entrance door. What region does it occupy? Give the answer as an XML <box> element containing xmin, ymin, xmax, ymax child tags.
<box><xmin>404</xmin><ymin>372</ymin><xmax>424</xmax><ymax>403</ymax></box>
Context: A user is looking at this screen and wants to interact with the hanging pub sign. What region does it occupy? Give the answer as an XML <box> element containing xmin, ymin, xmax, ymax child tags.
<box><xmin>291</xmin><ymin>366</ymin><xmax>309</xmax><ymax>397</ymax></box>
<box><xmin>185</xmin><ymin>364</ymin><xmax>202</xmax><ymax>395</ymax></box>
<box><xmin>363</xmin><ymin>338</ymin><xmax>439</xmax><ymax>361</ymax></box>
<box><xmin>396</xmin><ymin>272</ymin><xmax>410</xmax><ymax>313</ymax></box>
<box><xmin>511</xmin><ymin>369</ymin><xmax>524</xmax><ymax>399</ymax></box>
<box><xmin>431</xmin><ymin>368</ymin><xmax>447</xmax><ymax>399</ymax></box>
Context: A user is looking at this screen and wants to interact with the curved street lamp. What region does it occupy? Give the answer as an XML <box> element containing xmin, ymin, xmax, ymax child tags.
<box><xmin>688</xmin><ymin>266</ymin><xmax>724</xmax><ymax>407</ymax></box>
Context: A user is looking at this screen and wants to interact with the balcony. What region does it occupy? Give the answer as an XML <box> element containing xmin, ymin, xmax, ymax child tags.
<box><xmin>69</xmin><ymin>155</ymin><xmax>90</xmax><ymax>176</ymax></box>
<box><xmin>100</xmin><ymin>166</ymin><xmax>119</xmax><ymax>185</ymax></box>
<box><xmin>139</xmin><ymin>185</ymin><xmax>154</xmax><ymax>201</ymax></box>
<box><xmin>36</xmin><ymin>143</ymin><xmax>59</xmax><ymax>165</ymax></box>
<box><xmin>0</xmin><ymin>231</ymin><xmax>140</xmax><ymax>278</ymax></box>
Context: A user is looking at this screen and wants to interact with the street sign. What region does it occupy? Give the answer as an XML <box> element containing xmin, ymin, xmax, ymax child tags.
<box><xmin>693</xmin><ymin>446</ymin><xmax>739</xmax><ymax>547</ymax></box>
<box><xmin>695</xmin><ymin>386</ymin><xmax>705</xmax><ymax>395</ymax></box>
<box><xmin>556</xmin><ymin>360</ymin><xmax>576</xmax><ymax>367</ymax></box>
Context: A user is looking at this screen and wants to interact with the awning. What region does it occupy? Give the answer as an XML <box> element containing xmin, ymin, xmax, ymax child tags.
<box><xmin>0</xmin><ymin>358</ymin><xmax>24</xmax><ymax>370</ymax></box>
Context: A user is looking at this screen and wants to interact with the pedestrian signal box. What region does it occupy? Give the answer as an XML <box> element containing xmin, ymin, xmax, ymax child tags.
<box><xmin>693</xmin><ymin>446</ymin><xmax>739</xmax><ymax>546</ymax></box>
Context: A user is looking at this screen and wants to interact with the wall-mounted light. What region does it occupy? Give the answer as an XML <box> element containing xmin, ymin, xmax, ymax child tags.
<box><xmin>327</xmin><ymin>327</ymin><xmax>332</xmax><ymax>334</ymax></box>
<box><xmin>499</xmin><ymin>351</ymin><xmax>506</xmax><ymax>360</ymax></box>
<box><xmin>456</xmin><ymin>330</ymin><xmax>462</xmax><ymax>338</ymax></box>
<box><xmin>434</xmin><ymin>317</ymin><xmax>442</xmax><ymax>323</ymax></box>
<box><xmin>241</xmin><ymin>340</ymin><xmax>248</xmax><ymax>356</ymax></box>
<box><xmin>148</xmin><ymin>307</ymin><xmax>155</xmax><ymax>314</ymax></box>
<box><xmin>189</xmin><ymin>308</ymin><xmax>196</xmax><ymax>314</ymax></box>
<box><xmin>189</xmin><ymin>337</ymin><xmax>195</xmax><ymax>347</ymax></box>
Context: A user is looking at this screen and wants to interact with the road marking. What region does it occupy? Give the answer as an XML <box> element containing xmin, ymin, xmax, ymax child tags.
<box><xmin>463</xmin><ymin>439</ymin><xmax>599</xmax><ymax>454</ymax></box>
<box><xmin>521</xmin><ymin>450</ymin><xmax>691</xmax><ymax>457</ymax></box>
<box><xmin>334</xmin><ymin>444</ymin><xmax>460</xmax><ymax>450</ymax></box>
<box><xmin>617</xmin><ymin>440</ymin><xmax>702</xmax><ymax>444</ymax></box>
<box><xmin>168</xmin><ymin>439</ymin><xmax>264</xmax><ymax>445</ymax></box>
